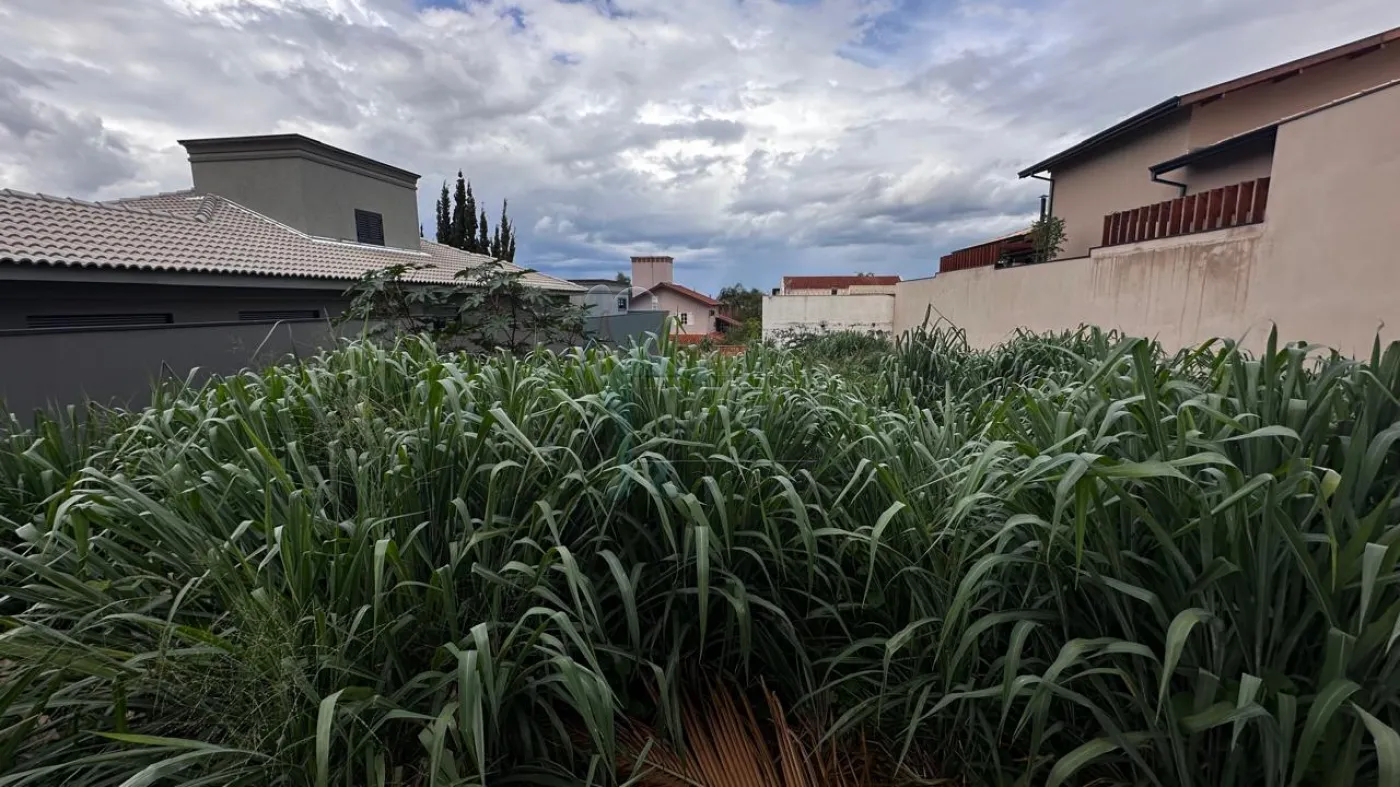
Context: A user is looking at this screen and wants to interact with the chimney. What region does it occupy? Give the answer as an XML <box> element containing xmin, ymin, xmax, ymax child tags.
<box><xmin>179</xmin><ymin>134</ymin><xmax>422</xmax><ymax>250</ymax></box>
<box><xmin>631</xmin><ymin>255</ymin><xmax>674</xmax><ymax>292</ymax></box>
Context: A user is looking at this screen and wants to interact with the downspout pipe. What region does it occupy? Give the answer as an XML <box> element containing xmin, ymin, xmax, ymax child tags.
<box><xmin>1029</xmin><ymin>172</ymin><xmax>1054</xmax><ymax>219</ymax></box>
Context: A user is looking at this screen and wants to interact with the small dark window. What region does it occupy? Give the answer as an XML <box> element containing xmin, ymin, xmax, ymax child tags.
<box><xmin>354</xmin><ymin>209</ymin><xmax>385</xmax><ymax>245</ymax></box>
<box><xmin>831</xmin><ymin>288</ymin><xmax>838</xmax><ymax>295</ymax></box>
<box><xmin>239</xmin><ymin>309</ymin><xmax>321</xmax><ymax>322</ymax></box>
<box><xmin>26</xmin><ymin>313</ymin><xmax>173</xmax><ymax>329</ymax></box>
<box><xmin>616</xmin><ymin>296</ymin><xmax>628</xmax><ymax>312</ymax></box>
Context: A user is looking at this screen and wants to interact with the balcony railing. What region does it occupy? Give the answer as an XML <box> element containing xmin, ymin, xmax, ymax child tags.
<box><xmin>1101</xmin><ymin>177</ymin><xmax>1270</xmax><ymax>247</ymax></box>
<box><xmin>940</xmin><ymin>234</ymin><xmax>1035</xmax><ymax>272</ymax></box>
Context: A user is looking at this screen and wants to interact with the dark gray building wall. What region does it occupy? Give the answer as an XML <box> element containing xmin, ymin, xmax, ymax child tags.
<box><xmin>0</xmin><ymin>319</ymin><xmax>352</xmax><ymax>416</ymax></box>
<box><xmin>186</xmin><ymin>138</ymin><xmax>421</xmax><ymax>250</ymax></box>
<box><xmin>0</xmin><ymin>285</ymin><xmax>669</xmax><ymax>416</ymax></box>
<box><xmin>0</xmin><ymin>280</ymin><xmax>351</xmax><ymax>330</ymax></box>
<box><xmin>587</xmin><ymin>311</ymin><xmax>668</xmax><ymax>348</ymax></box>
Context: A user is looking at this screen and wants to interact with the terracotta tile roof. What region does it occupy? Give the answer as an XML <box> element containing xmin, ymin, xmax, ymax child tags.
<box><xmin>782</xmin><ymin>275</ymin><xmax>900</xmax><ymax>290</ymax></box>
<box><xmin>0</xmin><ymin>188</ymin><xmax>581</xmax><ymax>292</ymax></box>
<box><xmin>645</xmin><ymin>280</ymin><xmax>720</xmax><ymax>306</ymax></box>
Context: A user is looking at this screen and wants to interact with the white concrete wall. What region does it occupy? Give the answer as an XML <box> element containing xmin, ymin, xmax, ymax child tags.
<box><xmin>784</xmin><ymin>284</ymin><xmax>898</xmax><ymax>296</ymax></box>
<box><xmin>763</xmin><ymin>294</ymin><xmax>895</xmax><ymax>340</ymax></box>
<box><xmin>891</xmin><ymin>79</ymin><xmax>1400</xmax><ymax>357</ymax></box>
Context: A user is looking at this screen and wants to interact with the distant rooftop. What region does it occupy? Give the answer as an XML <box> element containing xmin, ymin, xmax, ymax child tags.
<box><xmin>783</xmin><ymin>275</ymin><xmax>900</xmax><ymax>290</ymax></box>
<box><xmin>0</xmin><ymin>188</ymin><xmax>580</xmax><ymax>291</ymax></box>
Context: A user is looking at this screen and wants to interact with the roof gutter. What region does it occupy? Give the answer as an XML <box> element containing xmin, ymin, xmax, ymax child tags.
<box><xmin>1148</xmin><ymin>125</ymin><xmax>1279</xmax><ymax>178</ymax></box>
<box><xmin>1017</xmin><ymin>97</ymin><xmax>1182</xmax><ymax>178</ymax></box>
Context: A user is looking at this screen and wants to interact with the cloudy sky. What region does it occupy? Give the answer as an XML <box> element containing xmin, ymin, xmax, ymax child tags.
<box><xmin>1</xmin><ymin>0</ymin><xmax>1396</xmax><ymax>292</ymax></box>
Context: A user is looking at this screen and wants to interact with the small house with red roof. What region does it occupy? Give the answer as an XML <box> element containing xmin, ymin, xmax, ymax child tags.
<box><xmin>626</xmin><ymin>255</ymin><xmax>737</xmax><ymax>336</ymax></box>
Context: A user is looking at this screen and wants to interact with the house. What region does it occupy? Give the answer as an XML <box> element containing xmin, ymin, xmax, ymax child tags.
<box><xmin>571</xmin><ymin>279</ymin><xmax>633</xmax><ymax>317</ymax></box>
<box><xmin>893</xmin><ymin>25</ymin><xmax>1400</xmax><ymax>356</ymax></box>
<box><xmin>625</xmin><ymin>255</ymin><xmax>736</xmax><ymax>336</ymax></box>
<box><xmin>1018</xmin><ymin>25</ymin><xmax>1400</xmax><ymax>260</ymax></box>
<box><xmin>0</xmin><ymin>133</ymin><xmax>581</xmax><ymax>412</ymax></box>
<box><xmin>763</xmin><ymin>274</ymin><xmax>901</xmax><ymax>340</ymax></box>
<box><xmin>0</xmin><ymin>133</ymin><xmax>580</xmax><ymax>330</ymax></box>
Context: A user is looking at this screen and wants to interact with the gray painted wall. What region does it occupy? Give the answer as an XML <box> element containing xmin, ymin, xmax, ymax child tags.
<box><xmin>0</xmin><ymin>319</ymin><xmax>350</xmax><ymax>416</ymax></box>
<box><xmin>191</xmin><ymin>156</ymin><xmax>420</xmax><ymax>250</ymax></box>
<box><xmin>586</xmin><ymin>311</ymin><xmax>667</xmax><ymax>348</ymax></box>
<box><xmin>0</xmin><ymin>281</ymin><xmax>350</xmax><ymax>330</ymax></box>
<box><xmin>0</xmin><ymin>305</ymin><xmax>669</xmax><ymax>417</ymax></box>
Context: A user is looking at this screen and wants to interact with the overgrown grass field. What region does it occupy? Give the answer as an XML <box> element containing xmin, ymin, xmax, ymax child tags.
<box><xmin>3</xmin><ymin>326</ymin><xmax>1400</xmax><ymax>786</ymax></box>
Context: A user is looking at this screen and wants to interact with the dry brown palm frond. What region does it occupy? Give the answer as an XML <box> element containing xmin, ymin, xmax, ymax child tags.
<box><xmin>612</xmin><ymin>682</ymin><xmax>943</xmax><ymax>787</ymax></box>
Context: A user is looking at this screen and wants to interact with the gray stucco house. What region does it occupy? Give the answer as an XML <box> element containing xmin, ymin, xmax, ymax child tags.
<box><xmin>0</xmin><ymin>134</ymin><xmax>581</xmax><ymax>412</ymax></box>
<box><xmin>0</xmin><ymin>133</ymin><xmax>579</xmax><ymax>330</ymax></box>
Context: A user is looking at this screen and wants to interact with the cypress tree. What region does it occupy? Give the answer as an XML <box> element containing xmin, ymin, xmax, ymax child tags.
<box><xmin>492</xmin><ymin>199</ymin><xmax>512</xmax><ymax>261</ymax></box>
<box><xmin>478</xmin><ymin>208</ymin><xmax>491</xmax><ymax>255</ymax></box>
<box><xmin>450</xmin><ymin>172</ymin><xmax>468</xmax><ymax>249</ymax></box>
<box><xmin>506</xmin><ymin>233</ymin><xmax>517</xmax><ymax>263</ymax></box>
<box><xmin>464</xmin><ymin>182</ymin><xmax>479</xmax><ymax>253</ymax></box>
<box><xmin>435</xmin><ymin>181</ymin><xmax>450</xmax><ymax>244</ymax></box>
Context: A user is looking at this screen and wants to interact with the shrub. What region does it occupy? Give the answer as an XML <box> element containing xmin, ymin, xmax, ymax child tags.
<box><xmin>3</xmin><ymin>327</ymin><xmax>1400</xmax><ymax>786</ymax></box>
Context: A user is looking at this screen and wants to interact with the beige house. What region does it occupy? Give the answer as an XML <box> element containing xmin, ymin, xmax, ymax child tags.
<box><xmin>627</xmin><ymin>255</ymin><xmax>735</xmax><ymax>336</ymax></box>
<box><xmin>899</xmin><ymin>26</ymin><xmax>1400</xmax><ymax>356</ymax></box>
<box><xmin>1020</xmin><ymin>25</ymin><xmax>1400</xmax><ymax>260</ymax></box>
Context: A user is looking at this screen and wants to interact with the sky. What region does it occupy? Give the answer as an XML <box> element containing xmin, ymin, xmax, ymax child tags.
<box><xmin>2</xmin><ymin>0</ymin><xmax>1397</xmax><ymax>293</ymax></box>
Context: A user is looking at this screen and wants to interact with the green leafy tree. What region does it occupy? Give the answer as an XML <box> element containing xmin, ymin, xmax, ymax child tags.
<box><xmin>717</xmin><ymin>283</ymin><xmax>763</xmax><ymax>322</ymax></box>
<box><xmin>339</xmin><ymin>261</ymin><xmax>588</xmax><ymax>354</ymax></box>
<box><xmin>478</xmin><ymin>207</ymin><xmax>491</xmax><ymax>255</ymax></box>
<box><xmin>1030</xmin><ymin>214</ymin><xmax>1067</xmax><ymax>263</ymax></box>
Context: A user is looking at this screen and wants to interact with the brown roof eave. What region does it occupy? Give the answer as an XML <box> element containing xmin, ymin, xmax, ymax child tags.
<box><xmin>1180</xmin><ymin>26</ymin><xmax>1400</xmax><ymax>106</ymax></box>
<box><xmin>1016</xmin><ymin>98</ymin><xmax>1182</xmax><ymax>178</ymax></box>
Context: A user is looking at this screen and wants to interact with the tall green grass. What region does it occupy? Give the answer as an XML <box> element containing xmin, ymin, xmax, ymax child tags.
<box><xmin>2</xmin><ymin>327</ymin><xmax>1399</xmax><ymax>786</ymax></box>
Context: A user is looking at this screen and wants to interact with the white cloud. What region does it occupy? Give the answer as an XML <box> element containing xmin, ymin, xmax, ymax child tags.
<box><xmin>1</xmin><ymin>0</ymin><xmax>1397</xmax><ymax>290</ymax></box>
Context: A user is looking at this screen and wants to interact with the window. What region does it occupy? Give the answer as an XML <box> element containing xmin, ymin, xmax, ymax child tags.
<box><xmin>678</xmin><ymin>312</ymin><xmax>689</xmax><ymax>325</ymax></box>
<box><xmin>616</xmin><ymin>295</ymin><xmax>629</xmax><ymax>313</ymax></box>
<box><xmin>26</xmin><ymin>313</ymin><xmax>173</xmax><ymax>329</ymax></box>
<box><xmin>354</xmin><ymin>209</ymin><xmax>385</xmax><ymax>245</ymax></box>
<box><xmin>239</xmin><ymin>309</ymin><xmax>321</xmax><ymax>321</ymax></box>
<box><xmin>831</xmin><ymin>288</ymin><xmax>838</xmax><ymax>295</ymax></box>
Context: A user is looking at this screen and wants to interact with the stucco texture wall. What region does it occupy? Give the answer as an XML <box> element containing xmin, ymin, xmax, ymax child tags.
<box><xmin>1184</xmin><ymin>146</ymin><xmax>1275</xmax><ymax>195</ymax></box>
<box><xmin>193</xmin><ymin>156</ymin><xmax>420</xmax><ymax>250</ymax></box>
<box><xmin>763</xmin><ymin>294</ymin><xmax>895</xmax><ymax>339</ymax></box>
<box><xmin>895</xmin><ymin>225</ymin><xmax>1261</xmax><ymax>348</ymax></box>
<box><xmin>895</xmin><ymin>82</ymin><xmax>1400</xmax><ymax>358</ymax></box>
<box><xmin>1245</xmin><ymin>79</ymin><xmax>1400</xmax><ymax>356</ymax></box>
<box><xmin>634</xmin><ymin>288</ymin><xmax>713</xmax><ymax>335</ymax></box>
<box><xmin>1049</xmin><ymin>113</ymin><xmax>1190</xmax><ymax>258</ymax></box>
